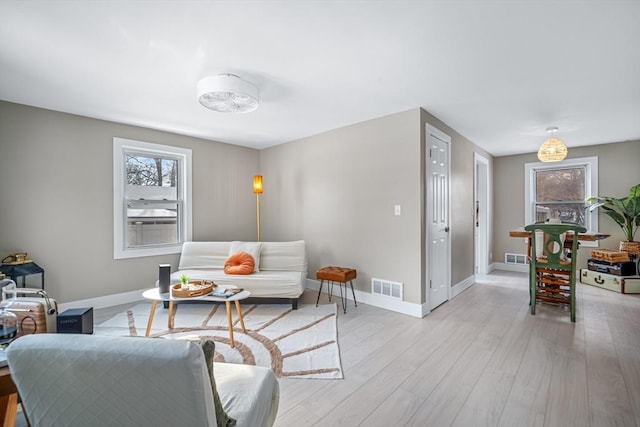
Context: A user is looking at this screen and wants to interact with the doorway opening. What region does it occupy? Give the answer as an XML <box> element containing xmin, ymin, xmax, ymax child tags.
<box><xmin>474</xmin><ymin>153</ymin><xmax>490</xmax><ymax>275</ymax></box>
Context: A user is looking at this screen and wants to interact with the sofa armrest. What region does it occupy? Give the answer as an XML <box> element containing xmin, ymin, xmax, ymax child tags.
<box><xmin>215</xmin><ymin>363</ymin><xmax>279</xmax><ymax>427</ymax></box>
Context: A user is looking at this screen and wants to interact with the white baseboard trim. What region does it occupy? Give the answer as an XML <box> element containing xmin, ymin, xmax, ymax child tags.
<box><xmin>58</xmin><ymin>288</ymin><xmax>147</xmax><ymax>312</ymax></box>
<box><xmin>306</xmin><ymin>274</ymin><xmax>476</xmax><ymax>319</ymax></box>
<box><xmin>305</xmin><ymin>278</ymin><xmax>424</xmax><ymax>318</ymax></box>
<box><xmin>61</xmin><ymin>275</ymin><xmax>479</xmax><ymax>318</ymax></box>
<box><xmin>451</xmin><ymin>274</ymin><xmax>475</xmax><ymax>298</ymax></box>
<box><xmin>492</xmin><ymin>262</ymin><xmax>528</xmax><ymax>273</ymax></box>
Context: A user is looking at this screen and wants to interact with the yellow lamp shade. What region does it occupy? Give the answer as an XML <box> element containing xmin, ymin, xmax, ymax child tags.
<box><xmin>253</xmin><ymin>175</ymin><xmax>263</xmax><ymax>194</ymax></box>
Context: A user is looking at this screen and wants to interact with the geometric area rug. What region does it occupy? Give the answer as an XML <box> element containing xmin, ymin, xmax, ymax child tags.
<box><xmin>94</xmin><ymin>302</ymin><xmax>343</xmax><ymax>379</ymax></box>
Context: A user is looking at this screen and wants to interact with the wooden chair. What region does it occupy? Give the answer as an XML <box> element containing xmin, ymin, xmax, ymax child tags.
<box><xmin>524</xmin><ymin>222</ymin><xmax>586</xmax><ymax>322</ymax></box>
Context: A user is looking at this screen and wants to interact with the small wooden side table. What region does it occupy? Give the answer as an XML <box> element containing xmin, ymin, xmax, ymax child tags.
<box><xmin>142</xmin><ymin>288</ymin><xmax>250</xmax><ymax>348</ymax></box>
<box><xmin>0</xmin><ymin>366</ymin><xmax>18</xmax><ymax>427</ymax></box>
<box><xmin>316</xmin><ymin>266</ymin><xmax>357</xmax><ymax>314</ymax></box>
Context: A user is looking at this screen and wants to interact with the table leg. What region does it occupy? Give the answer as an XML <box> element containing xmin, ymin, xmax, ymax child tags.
<box><xmin>225</xmin><ymin>301</ymin><xmax>234</xmax><ymax>348</ymax></box>
<box><xmin>315</xmin><ymin>280</ymin><xmax>324</xmax><ymax>307</ymax></box>
<box><xmin>145</xmin><ymin>300</ymin><xmax>157</xmax><ymax>337</ymax></box>
<box><xmin>234</xmin><ymin>300</ymin><xmax>246</xmax><ymax>332</ymax></box>
<box><xmin>349</xmin><ymin>280</ymin><xmax>358</xmax><ymax>307</ymax></box>
<box><xmin>168</xmin><ymin>300</ymin><xmax>174</xmax><ymax>329</ymax></box>
<box><xmin>0</xmin><ymin>392</ymin><xmax>17</xmax><ymax>427</ymax></box>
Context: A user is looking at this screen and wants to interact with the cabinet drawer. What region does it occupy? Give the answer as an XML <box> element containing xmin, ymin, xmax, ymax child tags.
<box><xmin>580</xmin><ymin>269</ymin><xmax>640</xmax><ymax>294</ymax></box>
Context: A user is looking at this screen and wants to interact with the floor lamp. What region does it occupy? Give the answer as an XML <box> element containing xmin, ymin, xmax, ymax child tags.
<box><xmin>253</xmin><ymin>175</ymin><xmax>263</xmax><ymax>241</ymax></box>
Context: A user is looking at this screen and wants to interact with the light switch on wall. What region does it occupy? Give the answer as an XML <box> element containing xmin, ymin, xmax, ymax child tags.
<box><xmin>394</xmin><ymin>205</ymin><xmax>401</xmax><ymax>216</ymax></box>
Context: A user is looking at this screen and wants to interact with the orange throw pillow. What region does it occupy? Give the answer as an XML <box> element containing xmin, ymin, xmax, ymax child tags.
<box><xmin>224</xmin><ymin>252</ymin><xmax>255</xmax><ymax>275</ymax></box>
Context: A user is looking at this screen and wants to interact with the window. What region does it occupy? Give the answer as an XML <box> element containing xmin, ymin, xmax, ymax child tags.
<box><xmin>113</xmin><ymin>138</ymin><xmax>192</xmax><ymax>259</ymax></box>
<box><xmin>525</xmin><ymin>156</ymin><xmax>598</xmax><ymax>246</ymax></box>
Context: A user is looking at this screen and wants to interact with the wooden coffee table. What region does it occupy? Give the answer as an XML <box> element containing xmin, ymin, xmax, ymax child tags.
<box><xmin>142</xmin><ymin>288</ymin><xmax>251</xmax><ymax>348</ymax></box>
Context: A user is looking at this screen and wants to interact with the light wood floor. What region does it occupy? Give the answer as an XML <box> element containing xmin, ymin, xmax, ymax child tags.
<box><xmin>275</xmin><ymin>271</ymin><xmax>640</xmax><ymax>427</ymax></box>
<box><xmin>16</xmin><ymin>270</ymin><xmax>640</xmax><ymax>427</ymax></box>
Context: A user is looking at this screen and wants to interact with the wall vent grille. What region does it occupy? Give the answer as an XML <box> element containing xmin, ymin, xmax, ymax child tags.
<box><xmin>371</xmin><ymin>278</ymin><xmax>403</xmax><ymax>299</ymax></box>
<box><xmin>505</xmin><ymin>253</ymin><xmax>529</xmax><ymax>265</ymax></box>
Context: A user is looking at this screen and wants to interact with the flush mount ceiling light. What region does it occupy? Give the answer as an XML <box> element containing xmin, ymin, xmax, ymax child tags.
<box><xmin>197</xmin><ymin>74</ymin><xmax>259</xmax><ymax>113</ymax></box>
<box><xmin>537</xmin><ymin>126</ymin><xmax>568</xmax><ymax>162</ymax></box>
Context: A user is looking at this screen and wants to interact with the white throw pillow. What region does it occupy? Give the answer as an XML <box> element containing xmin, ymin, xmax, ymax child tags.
<box><xmin>229</xmin><ymin>241</ymin><xmax>262</xmax><ymax>273</ymax></box>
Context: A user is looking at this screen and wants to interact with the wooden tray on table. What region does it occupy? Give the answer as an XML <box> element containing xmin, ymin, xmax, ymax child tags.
<box><xmin>171</xmin><ymin>280</ymin><xmax>214</xmax><ymax>298</ymax></box>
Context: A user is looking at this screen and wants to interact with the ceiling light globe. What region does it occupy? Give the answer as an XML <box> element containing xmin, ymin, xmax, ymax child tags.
<box><xmin>197</xmin><ymin>74</ymin><xmax>259</xmax><ymax>113</ymax></box>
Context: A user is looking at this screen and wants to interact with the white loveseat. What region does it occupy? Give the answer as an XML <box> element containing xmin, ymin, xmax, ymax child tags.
<box><xmin>171</xmin><ymin>240</ymin><xmax>307</xmax><ymax>309</ymax></box>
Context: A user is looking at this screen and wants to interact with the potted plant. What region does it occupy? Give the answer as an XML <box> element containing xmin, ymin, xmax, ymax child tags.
<box><xmin>588</xmin><ymin>183</ymin><xmax>640</xmax><ymax>257</ymax></box>
<box><xmin>180</xmin><ymin>274</ymin><xmax>189</xmax><ymax>289</ymax></box>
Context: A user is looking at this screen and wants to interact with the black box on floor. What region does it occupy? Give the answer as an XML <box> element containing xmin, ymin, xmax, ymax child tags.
<box><xmin>587</xmin><ymin>258</ymin><xmax>637</xmax><ymax>276</ymax></box>
<box><xmin>57</xmin><ymin>307</ymin><xmax>94</xmax><ymax>334</ymax></box>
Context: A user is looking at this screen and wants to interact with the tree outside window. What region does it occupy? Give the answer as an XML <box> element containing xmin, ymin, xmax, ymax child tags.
<box><xmin>534</xmin><ymin>167</ymin><xmax>586</xmax><ymax>225</ymax></box>
<box><xmin>125</xmin><ymin>153</ymin><xmax>180</xmax><ymax>247</ymax></box>
<box><xmin>113</xmin><ymin>138</ymin><xmax>192</xmax><ymax>259</ymax></box>
<box><xmin>525</xmin><ymin>156</ymin><xmax>598</xmax><ymax>245</ymax></box>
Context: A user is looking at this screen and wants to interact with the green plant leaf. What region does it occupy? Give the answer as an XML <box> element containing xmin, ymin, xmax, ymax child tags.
<box><xmin>588</xmin><ymin>183</ymin><xmax>640</xmax><ymax>242</ymax></box>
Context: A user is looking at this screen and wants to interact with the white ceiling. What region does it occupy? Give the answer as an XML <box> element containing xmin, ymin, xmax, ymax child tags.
<box><xmin>1</xmin><ymin>1</ymin><xmax>639</xmax><ymax>157</ymax></box>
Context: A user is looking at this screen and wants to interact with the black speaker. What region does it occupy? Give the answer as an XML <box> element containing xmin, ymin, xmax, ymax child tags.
<box><xmin>57</xmin><ymin>308</ymin><xmax>93</xmax><ymax>334</ymax></box>
<box><xmin>159</xmin><ymin>264</ymin><xmax>171</xmax><ymax>294</ymax></box>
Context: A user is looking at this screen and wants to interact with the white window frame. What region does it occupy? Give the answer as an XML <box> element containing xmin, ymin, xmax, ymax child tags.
<box><xmin>113</xmin><ymin>137</ymin><xmax>192</xmax><ymax>259</ymax></box>
<box><xmin>524</xmin><ymin>156</ymin><xmax>598</xmax><ymax>247</ymax></box>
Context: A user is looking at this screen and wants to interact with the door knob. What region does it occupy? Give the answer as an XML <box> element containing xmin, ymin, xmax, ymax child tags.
<box><xmin>444</xmin><ymin>227</ymin><xmax>450</xmax><ymax>232</ymax></box>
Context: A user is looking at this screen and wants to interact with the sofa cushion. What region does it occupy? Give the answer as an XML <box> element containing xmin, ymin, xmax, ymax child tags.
<box><xmin>172</xmin><ymin>269</ymin><xmax>304</xmax><ymax>299</ymax></box>
<box><xmin>179</xmin><ymin>242</ymin><xmax>230</xmax><ymax>270</ymax></box>
<box><xmin>229</xmin><ymin>241</ymin><xmax>262</xmax><ymax>273</ymax></box>
<box><xmin>259</xmin><ymin>240</ymin><xmax>307</xmax><ymax>272</ymax></box>
<box><xmin>224</xmin><ymin>252</ymin><xmax>255</xmax><ymax>275</ymax></box>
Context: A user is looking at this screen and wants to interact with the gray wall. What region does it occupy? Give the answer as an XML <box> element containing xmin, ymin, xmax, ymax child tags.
<box><xmin>494</xmin><ymin>140</ymin><xmax>640</xmax><ymax>269</ymax></box>
<box><xmin>260</xmin><ymin>108</ymin><xmax>492</xmax><ymax>305</ymax></box>
<box><xmin>1</xmin><ymin>101</ymin><xmax>493</xmax><ymax>308</ymax></box>
<box><xmin>260</xmin><ymin>109</ymin><xmax>423</xmax><ymax>303</ymax></box>
<box><xmin>0</xmin><ymin>101</ymin><xmax>259</xmax><ymax>302</ymax></box>
<box><xmin>420</xmin><ymin>110</ymin><xmax>494</xmax><ymax>292</ymax></box>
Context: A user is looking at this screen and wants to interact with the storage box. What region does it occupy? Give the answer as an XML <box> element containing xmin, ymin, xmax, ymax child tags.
<box><xmin>580</xmin><ymin>269</ymin><xmax>640</xmax><ymax>294</ymax></box>
<box><xmin>590</xmin><ymin>249</ymin><xmax>630</xmax><ymax>263</ymax></box>
<box><xmin>587</xmin><ymin>258</ymin><xmax>637</xmax><ymax>276</ymax></box>
<box><xmin>57</xmin><ymin>307</ymin><xmax>94</xmax><ymax>334</ymax></box>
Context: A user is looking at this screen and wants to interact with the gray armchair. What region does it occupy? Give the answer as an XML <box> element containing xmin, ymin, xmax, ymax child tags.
<box><xmin>7</xmin><ymin>334</ymin><xmax>279</xmax><ymax>427</ymax></box>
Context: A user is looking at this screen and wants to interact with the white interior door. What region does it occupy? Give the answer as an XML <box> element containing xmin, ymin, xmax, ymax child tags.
<box><xmin>427</xmin><ymin>125</ymin><xmax>451</xmax><ymax>310</ymax></box>
<box><xmin>474</xmin><ymin>153</ymin><xmax>489</xmax><ymax>275</ymax></box>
